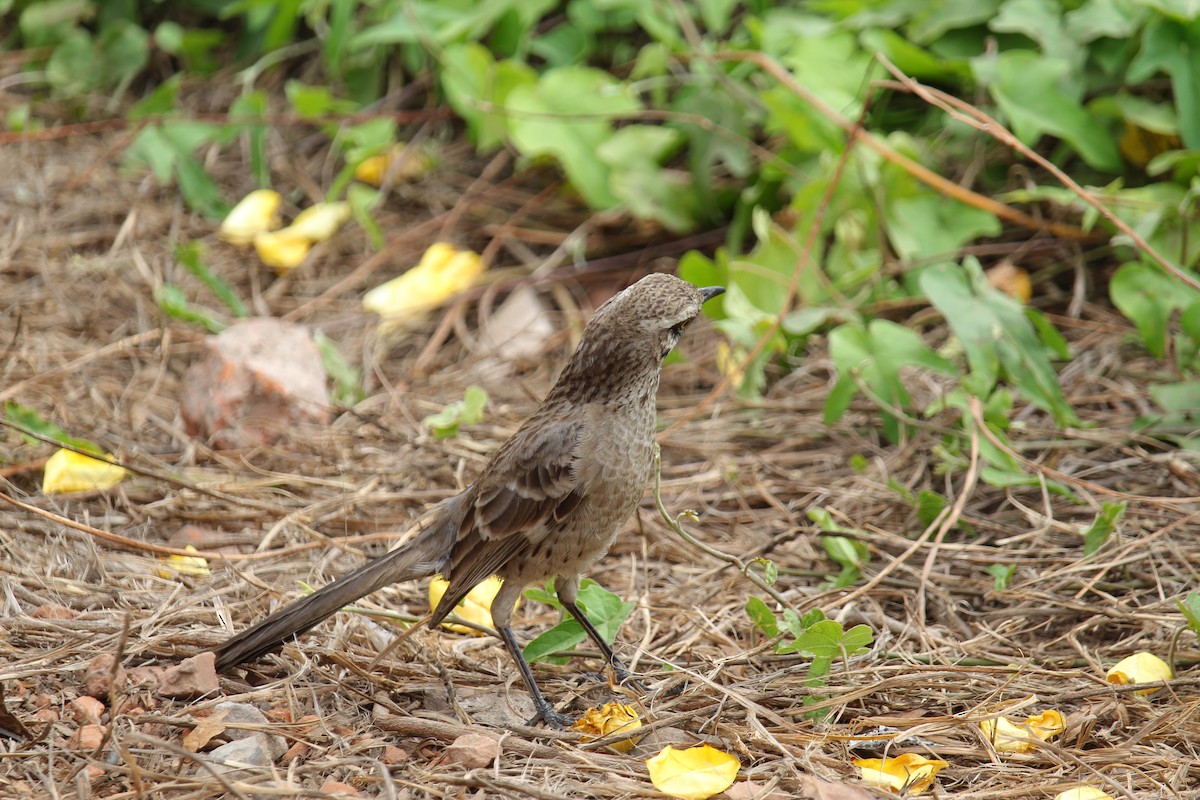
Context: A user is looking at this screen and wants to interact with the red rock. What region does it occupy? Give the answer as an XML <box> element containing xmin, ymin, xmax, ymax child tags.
<box><xmin>70</xmin><ymin>696</ymin><xmax>105</xmax><ymax>725</ymax></box>
<box><xmin>33</xmin><ymin>709</ymin><xmax>59</xmax><ymax>723</ymax></box>
<box><xmin>156</xmin><ymin>652</ymin><xmax>219</xmax><ymax>698</ymax></box>
<box><xmin>264</xmin><ymin>707</ymin><xmax>293</xmax><ymax>723</ymax></box>
<box><xmin>68</xmin><ymin>724</ymin><xmax>105</xmax><ymax>750</ymax></box>
<box><xmin>179</xmin><ymin>318</ymin><xmax>330</xmax><ymax>449</ymax></box>
<box><xmin>320</xmin><ymin>780</ymin><xmax>358</xmax><ymax>796</ymax></box>
<box><xmin>84</xmin><ymin>765</ymin><xmax>105</xmax><ymax>782</ymax></box>
<box><xmin>282</xmin><ymin>741</ymin><xmax>309</xmax><ymax>761</ymax></box>
<box><xmin>381</xmin><ymin>745</ymin><xmax>408</xmax><ymax>765</ymax></box>
<box><xmin>126</xmin><ymin>665</ymin><xmax>167</xmax><ymax>687</ymax></box>
<box><xmin>31</xmin><ymin>603</ymin><xmax>75</xmax><ymax>619</ymax></box>
<box><xmin>82</xmin><ymin>654</ymin><xmax>125</xmax><ymax>698</ymax></box>
<box><xmin>443</xmin><ymin>733</ymin><xmax>500</xmax><ymax>769</ymax></box>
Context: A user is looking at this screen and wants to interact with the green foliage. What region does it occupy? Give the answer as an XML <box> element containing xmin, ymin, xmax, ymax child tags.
<box><xmin>745</xmin><ymin>601</ymin><xmax>873</xmax><ymax>718</ymax></box>
<box><xmin>4</xmin><ymin>403</ymin><xmax>98</xmax><ymax>452</ymax></box>
<box><xmin>826</xmin><ymin>319</ymin><xmax>957</xmax><ymax>442</ymax></box>
<box><xmin>155</xmin><ymin>284</ymin><xmax>226</xmax><ymax>333</ymax></box>
<box><xmin>315</xmin><ymin>332</ymin><xmax>366</xmax><ymax>407</ymax></box>
<box><xmin>986</xmin><ymin>564</ymin><xmax>1016</xmax><ymax>591</ymax></box>
<box><xmin>523</xmin><ymin>580</ymin><xmax>636</xmax><ymax>664</ymax></box>
<box><xmin>175</xmin><ymin>242</ymin><xmax>249</xmax><ymax>319</ymax></box>
<box><xmin>921</xmin><ymin>260</ymin><xmax>1079</xmax><ymax>427</ymax></box>
<box><xmin>1179</xmin><ymin>592</ymin><xmax>1200</xmax><ymax>643</ymax></box>
<box><xmin>1082</xmin><ymin>501</ymin><xmax>1128</xmax><ymax>556</ymax></box>
<box><xmin>422</xmin><ymin>386</ymin><xmax>488</xmax><ymax>439</ymax></box>
<box><xmin>808</xmin><ymin>507</ymin><xmax>870</xmax><ymax>589</ymax></box>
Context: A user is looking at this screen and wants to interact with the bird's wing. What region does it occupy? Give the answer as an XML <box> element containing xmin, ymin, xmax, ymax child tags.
<box><xmin>474</xmin><ymin>415</ymin><xmax>586</xmax><ymax>538</ymax></box>
<box><xmin>431</xmin><ymin>416</ymin><xmax>585</xmax><ymax>622</ymax></box>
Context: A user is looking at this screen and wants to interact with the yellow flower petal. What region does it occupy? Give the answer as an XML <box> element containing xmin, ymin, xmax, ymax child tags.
<box><xmin>572</xmin><ymin>702</ymin><xmax>642</xmax><ymax>753</ymax></box>
<box><xmin>428</xmin><ymin>575</ymin><xmax>514</xmax><ymax>634</ymax></box>
<box><xmin>981</xmin><ymin>709</ymin><xmax>1066</xmax><ymax>753</ymax></box>
<box><xmin>1025</xmin><ymin>709</ymin><xmax>1067</xmax><ymax>740</ymax></box>
<box><xmin>363</xmin><ymin>243</ymin><xmax>485</xmax><ymax>329</ymax></box>
<box><xmin>354</xmin><ymin>143</ymin><xmax>432</xmax><ymax>186</ymax></box>
<box><xmin>853</xmin><ymin>754</ymin><xmax>948</xmax><ymax>795</ymax></box>
<box><xmin>1055</xmin><ymin>787</ymin><xmax>1116</xmax><ymax>800</ymax></box>
<box><xmin>42</xmin><ymin>448</ymin><xmax>125</xmax><ymax>494</ymax></box>
<box><xmin>254</xmin><ymin>229</ymin><xmax>312</xmax><ymax>272</ymax></box>
<box><xmin>219</xmin><ymin>189</ymin><xmax>281</xmax><ymax>245</ymax></box>
<box><xmin>647</xmin><ymin>744</ymin><xmax>739</xmax><ymax>800</ymax></box>
<box><xmin>1106</xmin><ymin>652</ymin><xmax>1174</xmax><ymax>696</ymax></box>
<box><xmin>158</xmin><ymin>545</ymin><xmax>210</xmax><ymax>579</ymax></box>
<box><xmin>288</xmin><ymin>202</ymin><xmax>351</xmax><ymax>243</ymax></box>
<box><xmin>980</xmin><ymin>716</ymin><xmax>1037</xmax><ymax>753</ymax></box>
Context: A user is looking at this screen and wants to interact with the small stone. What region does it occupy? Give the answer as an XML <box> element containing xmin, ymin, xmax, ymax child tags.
<box><xmin>282</xmin><ymin>741</ymin><xmax>310</xmax><ymax>761</ymax></box>
<box><xmin>33</xmin><ymin>709</ymin><xmax>59</xmax><ymax>723</ymax></box>
<box><xmin>320</xmin><ymin>781</ymin><xmax>359</xmax><ymax>796</ymax></box>
<box><xmin>156</xmin><ymin>652</ymin><xmax>218</xmax><ymax>698</ymax></box>
<box><xmin>204</xmin><ymin>735</ymin><xmax>276</xmax><ymax>777</ymax></box>
<box><xmin>210</xmin><ymin>701</ymin><xmax>286</xmax><ymax>758</ymax></box>
<box><xmin>127</xmin><ymin>665</ymin><xmax>167</xmax><ymax>687</ymax></box>
<box><xmin>82</xmin><ymin>654</ymin><xmax>124</xmax><ymax>698</ymax></box>
<box><xmin>264</xmin><ymin>707</ymin><xmax>293</xmax><ymax>723</ymax></box>
<box><xmin>179</xmin><ymin>318</ymin><xmax>330</xmax><ymax>449</ymax></box>
<box><xmin>32</xmin><ymin>603</ymin><xmax>75</xmax><ymax>619</ymax></box>
<box><xmin>443</xmin><ymin>733</ymin><xmax>500</xmax><ymax>769</ymax></box>
<box><xmin>68</xmin><ymin>724</ymin><xmax>105</xmax><ymax>750</ymax></box>
<box><xmin>381</xmin><ymin>745</ymin><xmax>409</xmax><ymax>765</ymax></box>
<box><xmin>70</xmin><ymin>696</ymin><xmax>105</xmax><ymax>725</ymax></box>
<box><xmin>723</xmin><ymin>781</ymin><xmax>790</xmax><ymax>800</ymax></box>
<box><xmin>83</xmin><ymin>764</ymin><xmax>105</xmax><ymax>782</ymax></box>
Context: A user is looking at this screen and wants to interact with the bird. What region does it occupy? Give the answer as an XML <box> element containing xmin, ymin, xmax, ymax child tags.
<box><xmin>211</xmin><ymin>273</ymin><xmax>724</xmax><ymax>728</ymax></box>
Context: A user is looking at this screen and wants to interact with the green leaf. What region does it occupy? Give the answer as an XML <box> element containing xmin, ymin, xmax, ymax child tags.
<box><xmin>1179</xmin><ymin>592</ymin><xmax>1200</xmax><ymax>641</ymax></box>
<box><xmin>522</xmin><ymin>622</ymin><xmax>587</xmax><ymax>665</ymax></box>
<box><xmin>505</xmin><ymin>66</ymin><xmax>641</xmax><ymax>208</ymax></box>
<box><xmin>974</xmin><ymin>50</ymin><xmax>1121</xmax><ymax>171</ymax></box>
<box><xmin>346</xmin><ymin>183</ymin><xmax>383</xmax><ymax>250</ymax></box>
<box><xmin>990</xmin><ymin>0</ymin><xmax>1082</xmax><ymax>66</ymax></box>
<box><xmin>884</xmin><ymin>190</ymin><xmax>1001</xmax><ymax>263</ymax></box>
<box><xmin>4</xmin><ymin>402</ymin><xmax>96</xmax><ymax>451</ymax></box>
<box><xmin>745</xmin><ymin>596</ymin><xmax>779</xmax><ymax>637</ymax></box>
<box><xmin>986</xmin><ymin>563</ymin><xmax>1015</xmax><ymax>591</ymax></box>
<box><xmin>315</xmin><ymin>332</ymin><xmax>365</xmax><ymax>407</ymax></box>
<box><xmin>825</xmin><ymin>318</ymin><xmax>958</xmax><ymax>441</ymax></box>
<box><xmin>231</xmin><ymin>90</ymin><xmax>271</xmax><ymax>187</ymax></box>
<box><xmin>915</xmin><ymin>490</ymin><xmax>949</xmax><ymax>528</ymax></box>
<box><xmin>524</xmin><ymin>580</ymin><xmax>635</xmax><ymax>663</ymax></box>
<box><xmin>441</xmin><ymin>43</ymin><xmax>537</xmax><ymax>151</ymax></box>
<box><xmin>1082</xmin><ymin>501</ymin><xmax>1127</xmax><ymax>556</ymax></box>
<box><xmin>597</xmin><ymin>125</ymin><xmax>700</xmax><ymax>232</ymax></box>
<box><xmin>155</xmin><ymin>284</ymin><xmax>226</xmax><ymax>333</ymax></box>
<box><xmin>920</xmin><ymin>260</ymin><xmax>1080</xmax><ymax>427</ymax></box>
<box><xmin>1110</xmin><ymin>261</ymin><xmax>1200</xmax><ymax>358</ymax></box>
<box><xmin>176</xmin><ymin>242</ymin><xmax>248</xmax><ymax>318</ymax></box>
<box><xmin>422</xmin><ymin>385</ymin><xmax>488</xmax><ymax>439</ymax></box>
<box><xmin>1128</xmin><ymin>16</ymin><xmax>1200</xmax><ymax>150</ymax></box>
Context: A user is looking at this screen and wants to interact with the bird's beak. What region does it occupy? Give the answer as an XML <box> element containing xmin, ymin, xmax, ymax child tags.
<box><xmin>699</xmin><ymin>286</ymin><xmax>725</xmax><ymax>303</ymax></box>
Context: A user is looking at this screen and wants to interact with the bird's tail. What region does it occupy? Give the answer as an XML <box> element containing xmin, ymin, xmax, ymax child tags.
<box><xmin>213</xmin><ymin>496</ymin><xmax>467</xmax><ymax>671</ymax></box>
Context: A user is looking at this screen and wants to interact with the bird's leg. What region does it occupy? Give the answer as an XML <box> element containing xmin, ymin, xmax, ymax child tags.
<box><xmin>559</xmin><ymin>598</ymin><xmax>645</xmax><ymax>693</ymax></box>
<box><xmin>495</xmin><ymin>625</ymin><xmax>574</xmax><ymax>729</ymax></box>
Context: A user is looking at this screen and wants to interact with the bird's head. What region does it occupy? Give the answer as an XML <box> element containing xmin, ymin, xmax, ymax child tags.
<box><xmin>558</xmin><ymin>274</ymin><xmax>724</xmax><ymax>398</ymax></box>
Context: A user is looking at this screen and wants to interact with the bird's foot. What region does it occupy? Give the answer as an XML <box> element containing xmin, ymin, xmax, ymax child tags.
<box><xmin>527</xmin><ymin>704</ymin><xmax>575</xmax><ymax>730</ymax></box>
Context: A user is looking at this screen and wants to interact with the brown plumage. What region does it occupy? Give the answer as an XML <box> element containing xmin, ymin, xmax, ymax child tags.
<box><xmin>211</xmin><ymin>273</ymin><xmax>724</xmax><ymax>727</ymax></box>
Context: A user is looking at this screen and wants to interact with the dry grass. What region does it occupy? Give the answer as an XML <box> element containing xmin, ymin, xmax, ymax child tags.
<box><xmin>2</xmin><ymin>122</ymin><xmax>1199</xmax><ymax>800</ymax></box>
